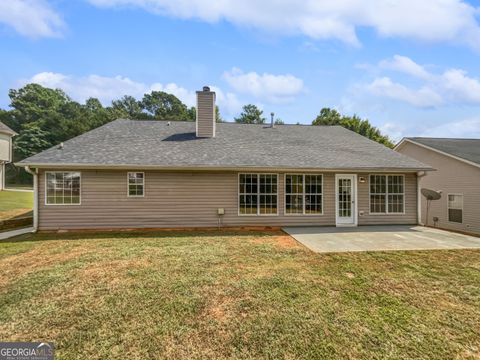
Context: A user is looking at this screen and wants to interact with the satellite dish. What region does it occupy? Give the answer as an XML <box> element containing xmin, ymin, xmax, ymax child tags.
<box><xmin>421</xmin><ymin>188</ymin><xmax>441</xmax><ymax>201</ymax></box>
<box><xmin>421</xmin><ymin>188</ymin><xmax>442</xmax><ymax>226</ymax></box>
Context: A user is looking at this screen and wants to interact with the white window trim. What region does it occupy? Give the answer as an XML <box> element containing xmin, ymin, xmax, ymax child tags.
<box><xmin>238</xmin><ymin>173</ymin><xmax>279</xmax><ymax>216</ymax></box>
<box><xmin>368</xmin><ymin>174</ymin><xmax>406</xmax><ymax>215</ymax></box>
<box><xmin>127</xmin><ymin>172</ymin><xmax>145</xmax><ymax>198</ymax></box>
<box><xmin>45</xmin><ymin>171</ymin><xmax>82</xmax><ymax>206</ymax></box>
<box><xmin>284</xmin><ymin>174</ymin><xmax>324</xmax><ymax>216</ymax></box>
<box><xmin>447</xmin><ymin>193</ymin><xmax>463</xmax><ymax>224</ymax></box>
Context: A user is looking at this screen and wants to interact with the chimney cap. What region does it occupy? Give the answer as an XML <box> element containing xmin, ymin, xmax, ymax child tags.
<box><xmin>203</xmin><ymin>86</ymin><xmax>210</xmax><ymax>92</ymax></box>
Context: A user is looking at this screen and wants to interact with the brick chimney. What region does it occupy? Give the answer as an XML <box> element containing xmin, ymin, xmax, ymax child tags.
<box><xmin>196</xmin><ymin>86</ymin><xmax>216</xmax><ymax>138</ymax></box>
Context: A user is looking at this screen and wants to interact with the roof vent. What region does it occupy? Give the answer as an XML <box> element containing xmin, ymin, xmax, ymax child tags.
<box><xmin>58</xmin><ymin>142</ymin><xmax>64</xmax><ymax>150</ymax></box>
<box><xmin>203</xmin><ymin>86</ymin><xmax>210</xmax><ymax>92</ymax></box>
<box><xmin>270</xmin><ymin>112</ymin><xmax>274</xmax><ymax>128</ymax></box>
<box><xmin>167</xmin><ymin>121</ymin><xmax>171</xmax><ymax>126</ymax></box>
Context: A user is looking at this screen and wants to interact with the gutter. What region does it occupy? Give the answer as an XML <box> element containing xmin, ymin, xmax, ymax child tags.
<box><xmin>416</xmin><ymin>171</ymin><xmax>428</xmax><ymax>226</ymax></box>
<box><xmin>24</xmin><ymin>166</ymin><xmax>38</xmax><ymax>233</ymax></box>
<box><xmin>14</xmin><ymin>162</ymin><xmax>434</xmax><ymax>173</ymax></box>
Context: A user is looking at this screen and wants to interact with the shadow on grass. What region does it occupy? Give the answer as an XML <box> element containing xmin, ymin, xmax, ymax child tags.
<box><xmin>1</xmin><ymin>228</ymin><xmax>285</xmax><ymax>244</ymax></box>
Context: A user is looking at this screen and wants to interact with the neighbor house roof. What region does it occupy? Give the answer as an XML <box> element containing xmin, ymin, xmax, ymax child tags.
<box><xmin>0</xmin><ymin>121</ymin><xmax>17</xmax><ymax>136</ymax></box>
<box><xmin>398</xmin><ymin>137</ymin><xmax>480</xmax><ymax>167</ymax></box>
<box><xmin>18</xmin><ymin>119</ymin><xmax>431</xmax><ymax>171</ymax></box>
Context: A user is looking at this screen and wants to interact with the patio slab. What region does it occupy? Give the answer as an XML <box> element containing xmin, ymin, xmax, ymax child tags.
<box><xmin>283</xmin><ymin>225</ymin><xmax>480</xmax><ymax>253</ymax></box>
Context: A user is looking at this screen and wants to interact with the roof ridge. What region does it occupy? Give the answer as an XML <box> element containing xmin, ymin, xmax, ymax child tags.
<box><xmin>409</xmin><ymin>137</ymin><xmax>480</xmax><ymax>141</ymax></box>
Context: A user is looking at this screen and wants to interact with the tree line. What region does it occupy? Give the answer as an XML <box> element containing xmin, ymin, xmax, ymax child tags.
<box><xmin>1</xmin><ymin>83</ymin><xmax>393</xmax><ymax>183</ymax></box>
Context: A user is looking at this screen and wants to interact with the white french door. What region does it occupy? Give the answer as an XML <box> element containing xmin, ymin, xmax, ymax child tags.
<box><xmin>335</xmin><ymin>174</ymin><xmax>357</xmax><ymax>226</ymax></box>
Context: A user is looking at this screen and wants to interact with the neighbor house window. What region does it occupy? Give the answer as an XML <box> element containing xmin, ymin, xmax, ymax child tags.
<box><xmin>285</xmin><ymin>174</ymin><xmax>323</xmax><ymax>215</ymax></box>
<box><xmin>448</xmin><ymin>194</ymin><xmax>463</xmax><ymax>223</ymax></box>
<box><xmin>239</xmin><ymin>174</ymin><xmax>278</xmax><ymax>215</ymax></box>
<box><xmin>46</xmin><ymin>172</ymin><xmax>81</xmax><ymax>205</ymax></box>
<box><xmin>370</xmin><ymin>175</ymin><xmax>404</xmax><ymax>214</ymax></box>
<box><xmin>128</xmin><ymin>172</ymin><xmax>144</xmax><ymax>197</ymax></box>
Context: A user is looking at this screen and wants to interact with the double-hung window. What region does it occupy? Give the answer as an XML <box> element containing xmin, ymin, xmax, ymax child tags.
<box><xmin>370</xmin><ymin>175</ymin><xmax>404</xmax><ymax>214</ymax></box>
<box><xmin>45</xmin><ymin>172</ymin><xmax>81</xmax><ymax>205</ymax></box>
<box><xmin>239</xmin><ymin>174</ymin><xmax>278</xmax><ymax>215</ymax></box>
<box><xmin>128</xmin><ymin>172</ymin><xmax>145</xmax><ymax>197</ymax></box>
<box><xmin>448</xmin><ymin>194</ymin><xmax>463</xmax><ymax>223</ymax></box>
<box><xmin>285</xmin><ymin>174</ymin><xmax>323</xmax><ymax>215</ymax></box>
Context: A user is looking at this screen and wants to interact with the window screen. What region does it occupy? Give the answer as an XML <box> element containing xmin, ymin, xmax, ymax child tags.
<box><xmin>46</xmin><ymin>172</ymin><xmax>81</xmax><ymax>205</ymax></box>
<box><xmin>448</xmin><ymin>194</ymin><xmax>463</xmax><ymax>223</ymax></box>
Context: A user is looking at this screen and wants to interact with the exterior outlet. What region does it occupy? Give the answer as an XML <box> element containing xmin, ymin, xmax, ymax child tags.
<box><xmin>196</xmin><ymin>86</ymin><xmax>216</xmax><ymax>138</ymax></box>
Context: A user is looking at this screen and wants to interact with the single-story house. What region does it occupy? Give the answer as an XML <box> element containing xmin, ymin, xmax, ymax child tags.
<box><xmin>0</xmin><ymin>121</ymin><xmax>17</xmax><ymax>191</ymax></box>
<box><xmin>395</xmin><ymin>137</ymin><xmax>480</xmax><ymax>235</ymax></box>
<box><xmin>17</xmin><ymin>87</ymin><xmax>431</xmax><ymax>231</ymax></box>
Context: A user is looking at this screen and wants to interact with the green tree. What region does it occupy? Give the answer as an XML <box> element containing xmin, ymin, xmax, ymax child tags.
<box><xmin>312</xmin><ymin>107</ymin><xmax>393</xmax><ymax>148</ymax></box>
<box><xmin>215</xmin><ymin>106</ymin><xmax>223</xmax><ymax>123</ymax></box>
<box><xmin>274</xmin><ymin>118</ymin><xmax>284</xmax><ymax>125</ymax></box>
<box><xmin>13</xmin><ymin>123</ymin><xmax>51</xmax><ymax>160</ymax></box>
<box><xmin>312</xmin><ymin>108</ymin><xmax>343</xmax><ymax>126</ymax></box>
<box><xmin>112</xmin><ymin>95</ymin><xmax>145</xmax><ymax>119</ymax></box>
<box><xmin>141</xmin><ymin>91</ymin><xmax>189</xmax><ymax>120</ymax></box>
<box><xmin>234</xmin><ymin>104</ymin><xmax>265</xmax><ymax>124</ymax></box>
<box><xmin>8</xmin><ymin>83</ymin><xmax>70</xmax><ymax>128</ymax></box>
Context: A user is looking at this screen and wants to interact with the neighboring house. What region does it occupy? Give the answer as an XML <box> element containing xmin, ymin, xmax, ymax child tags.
<box><xmin>395</xmin><ymin>137</ymin><xmax>480</xmax><ymax>235</ymax></box>
<box><xmin>17</xmin><ymin>87</ymin><xmax>430</xmax><ymax>231</ymax></box>
<box><xmin>0</xmin><ymin>121</ymin><xmax>17</xmax><ymax>190</ymax></box>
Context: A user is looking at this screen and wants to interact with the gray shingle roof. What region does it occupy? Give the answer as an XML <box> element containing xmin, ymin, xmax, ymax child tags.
<box><xmin>18</xmin><ymin>119</ymin><xmax>430</xmax><ymax>170</ymax></box>
<box><xmin>408</xmin><ymin>137</ymin><xmax>480</xmax><ymax>165</ymax></box>
<box><xmin>0</xmin><ymin>121</ymin><xmax>16</xmax><ymax>136</ymax></box>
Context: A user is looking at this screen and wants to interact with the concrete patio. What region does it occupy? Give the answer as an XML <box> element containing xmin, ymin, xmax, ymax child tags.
<box><xmin>283</xmin><ymin>225</ymin><xmax>480</xmax><ymax>253</ymax></box>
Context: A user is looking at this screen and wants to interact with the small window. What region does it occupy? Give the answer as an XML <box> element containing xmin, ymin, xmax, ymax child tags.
<box><xmin>46</xmin><ymin>172</ymin><xmax>81</xmax><ymax>205</ymax></box>
<box><xmin>128</xmin><ymin>172</ymin><xmax>144</xmax><ymax>197</ymax></box>
<box><xmin>285</xmin><ymin>174</ymin><xmax>323</xmax><ymax>215</ymax></box>
<box><xmin>369</xmin><ymin>175</ymin><xmax>404</xmax><ymax>214</ymax></box>
<box><xmin>448</xmin><ymin>194</ymin><xmax>463</xmax><ymax>223</ymax></box>
<box><xmin>239</xmin><ymin>174</ymin><xmax>277</xmax><ymax>215</ymax></box>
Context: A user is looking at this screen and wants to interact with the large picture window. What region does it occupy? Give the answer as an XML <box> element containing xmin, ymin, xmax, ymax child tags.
<box><xmin>46</xmin><ymin>172</ymin><xmax>81</xmax><ymax>205</ymax></box>
<box><xmin>128</xmin><ymin>172</ymin><xmax>144</xmax><ymax>197</ymax></box>
<box><xmin>285</xmin><ymin>174</ymin><xmax>323</xmax><ymax>215</ymax></box>
<box><xmin>370</xmin><ymin>175</ymin><xmax>404</xmax><ymax>214</ymax></box>
<box><xmin>239</xmin><ymin>174</ymin><xmax>278</xmax><ymax>215</ymax></box>
<box><xmin>448</xmin><ymin>194</ymin><xmax>463</xmax><ymax>223</ymax></box>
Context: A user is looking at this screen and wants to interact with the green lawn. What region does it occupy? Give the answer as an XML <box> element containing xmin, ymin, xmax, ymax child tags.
<box><xmin>0</xmin><ymin>190</ymin><xmax>33</xmax><ymax>220</ymax></box>
<box><xmin>0</xmin><ymin>230</ymin><xmax>479</xmax><ymax>359</ymax></box>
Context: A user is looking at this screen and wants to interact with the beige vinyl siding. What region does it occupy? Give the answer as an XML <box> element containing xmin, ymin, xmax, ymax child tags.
<box><xmin>0</xmin><ymin>133</ymin><xmax>12</xmax><ymax>162</ymax></box>
<box><xmin>358</xmin><ymin>173</ymin><xmax>417</xmax><ymax>225</ymax></box>
<box><xmin>37</xmin><ymin>170</ymin><xmax>416</xmax><ymax>230</ymax></box>
<box><xmin>196</xmin><ymin>92</ymin><xmax>215</xmax><ymax>138</ymax></box>
<box><xmin>397</xmin><ymin>141</ymin><xmax>480</xmax><ymax>235</ymax></box>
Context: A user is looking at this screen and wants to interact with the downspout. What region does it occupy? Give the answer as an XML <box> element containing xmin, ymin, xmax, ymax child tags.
<box><xmin>416</xmin><ymin>171</ymin><xmax>427</xmax><ymax>226</ymax></box>
<box><xmin>24</xmin><ymin>166</ymin><xmax>38</xmax><ymax>232</ymax></box>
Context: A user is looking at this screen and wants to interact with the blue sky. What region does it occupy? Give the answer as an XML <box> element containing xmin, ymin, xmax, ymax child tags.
<box><xmin>1</xmin><ymin>0</ymin><xmax>480</xmax><ymax>140</ymax></box>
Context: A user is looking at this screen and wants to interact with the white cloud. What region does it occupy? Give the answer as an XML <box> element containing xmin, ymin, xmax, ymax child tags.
<box><xmin>441</xmin><ymin>69</ymin><xmax>480</xmax><ymax>104</ymax></box>
<box><xmin>223</xmin><ymin>68</ymin><xmax>304</xmax><ymax>103</ymax></box>
<box><xmin>88</xmin><ymin>0</ymin><xmax>480</xmax><ymax>50</ymax></box>
<box><xmin>366</xmin><ymin>77</ymin><xmax>443</xmax><ymax>108</ymax></box>
<box><xmin>28</xmin><ymin>72</ymin><xmax>148</xmax><ymax>103</ymax></box>
<box><xmin>23</xmin><ymin>72</ymin><xmax>242</xmax><ymax>117</ymax></box>
<box><xmin>0</xmin><ymin>0</ymin><xmax>64</xmax><ymax>38</ymax></box>
<box><xmin>421</xmin><ymin>117</ymin><xmax>480</xmax><ymax>138</ymax></box>
<box><xmin>363</xmin><ymin>55</ymin><xmax>480</xmax><ymax>108</ymax></box>
<box><xmin>380</xmin><ymin>122</ymin><xmax>407</xmax><ymax>142</ymax></box>
<box><xmin>379</xmin><ymin>55</ymin><xmax>431</xmax><ymax>80</ymax></box>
